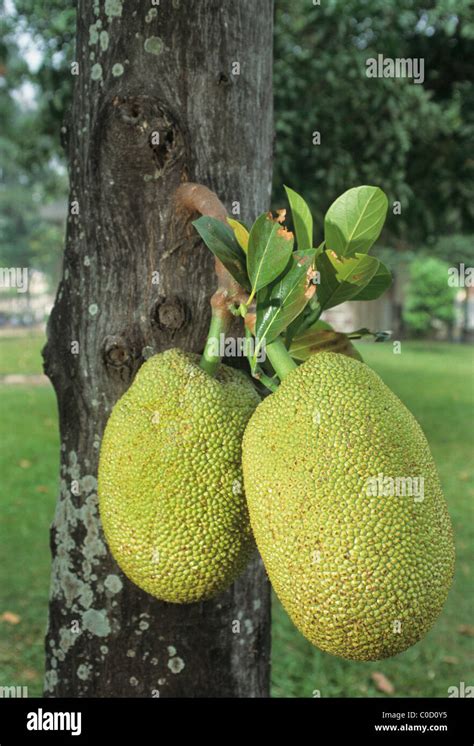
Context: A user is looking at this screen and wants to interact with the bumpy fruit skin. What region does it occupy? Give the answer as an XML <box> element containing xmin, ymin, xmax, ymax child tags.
<box><xmin>98</xmin><ymin>348</ymin><xmax>259</xmax><ymax>603</ymax></box>
<box><xmin>243</xmin><ymin>351</ymin><xmax>455</xmax><ymax>660</ymax></box>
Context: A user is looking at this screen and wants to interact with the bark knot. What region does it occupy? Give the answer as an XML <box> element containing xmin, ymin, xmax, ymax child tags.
<box><xmin>152</xmin><ymin>295</ymin><xmax>188</xmax><ymax>332</ymax></box>
<box><xmin>102</xmin><ymin>335</ymin><xmax>132</xmax><ymax>368</ymax></box>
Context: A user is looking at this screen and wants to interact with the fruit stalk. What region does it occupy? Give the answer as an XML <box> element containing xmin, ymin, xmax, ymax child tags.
<box><xmin>265</xmin><ymin>337</ymin><xmax>297</xmax><ymax>381</ymax></box>
<box><xmin>200</xmin><ymin>298</ymin><xmax>232</xmax><ymax>376</ymax></box>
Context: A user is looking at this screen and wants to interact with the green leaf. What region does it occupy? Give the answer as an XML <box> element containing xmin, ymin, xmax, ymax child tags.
<box><xmin>255</xmin><ymin>249</ymin><xmax>316</xmax><ymax>346</ymax></box>
<box><xmin>193</xmin><ymin>216</ymin><xmax>250</xmax><ymax>290</ymax></box>
<box><xmin>347</xmin><ymin>327</ymin><xmax>373</xmax><ymax>338</ymax></box>
<box><xmin>316</xmin><ymin>250</ymin><xmax>380</xmax><ymax>310</ymax></box>
<box><xmin>284</xmin><ymin>185</ymin><xmax>313</xmax><ymax>251</ymax></box>
<box><xmin>247</xmin><ymin>213</ymin><xmax>294</xmax><ymax>295</ymax></box>
<box><xmin>289</xmin><ymin>328</ymin><xmax>363</xmax><ymax>362</ymax></box>
<box><xmin>344</xmin><ymin>328</ymin><xmax>391</xmax><ymax>342</ymax></box>
<box><xmin>351</xmin><ymin>261</ymin><xmax>392</xmax><ymax>300</ymax></box>
<box><xmin>324</xmin><ymin>186</ymin><xmax>388</xmax><ymax>257</ymax></box>
<box><xmin>279</xmin><ymin>246</ymin><xmax>324</xmax><ymax>345</ymax></box>
<box><xmin>288</xmin><ymin>319</ymin><xmax>333</xmax><ymax>342</ymax></box>
<box><xmin>310</xmin><ymin>320</ymin><xmax>333</xmax><ymax>332</ymax></box>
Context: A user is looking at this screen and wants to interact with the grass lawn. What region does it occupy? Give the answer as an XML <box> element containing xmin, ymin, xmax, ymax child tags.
<box><xmin>0</xmin><ymin>331</ymin><xmax>46</xmax><ymax>376</ymax></box>
<box><xmin>0</xmin><ymin>384</ymin><xmax>58</xmax><ymax>696</ymax></box>
<box><xmin>0</xmin><ymin>333</ymin><xmax>472</xmax><ymax>697</ymax></box>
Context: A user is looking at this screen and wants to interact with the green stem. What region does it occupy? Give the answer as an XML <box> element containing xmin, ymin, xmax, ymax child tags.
<box><xmin>265</xmin><ymin>337</ymin><xmax>297</xmax><ymax>381</ymax></box>
<box><xmin>246</xmin><ymin>288</ymin><xmax>256</xmax><ymax>306</ymax></box>
<box><xmin>199</xmin><ymin>311</ymin><xmax>231</xmax><ymax>376</ymax></box>
<box><xmin>244</xmin><ymin>326</ymin><xmax>279</xmax><ymax>392</ymax></box>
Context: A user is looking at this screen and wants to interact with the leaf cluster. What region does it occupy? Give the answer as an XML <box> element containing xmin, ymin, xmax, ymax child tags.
<box><xmin>194</xmin><ymin>184</ymin><xmax>391</xmax><ymax>371</ymax></box>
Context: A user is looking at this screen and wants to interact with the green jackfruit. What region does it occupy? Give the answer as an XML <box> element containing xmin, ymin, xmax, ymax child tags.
<box><xmin>242</xmin><ymin>351</ymin><xmax>455</xmax><ymax>660</ymax></box>
<box><xmin>98</xmin><ymin>348</ymin><xmax>259</xmax><ymax>603</ymax></box>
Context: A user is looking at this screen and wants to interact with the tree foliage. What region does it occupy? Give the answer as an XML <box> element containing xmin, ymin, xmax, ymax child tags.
<box><xmin>274</xmin><ymin>0</ymin><xmax>474</xmax><ymax>245</ymax></box>
<box><xmin>403</xmin><ymin>256</ymin><xmax>457</xmax><ymax>334</ymax></box>
<box><xmin>1</xmin><ymin>0</ymin><xmax>473</xmax><ymax>282</ymax></box>
<box><xmin>0</xmin><ymin>1</ymin><xmax>72</xmax><ymax>282</ymax></box>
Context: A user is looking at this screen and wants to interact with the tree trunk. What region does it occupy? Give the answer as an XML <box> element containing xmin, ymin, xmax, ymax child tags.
<box><xmin>42</xmin><ymin>0</ymin><xmax>273</xmax><ymax>698</ymax></box>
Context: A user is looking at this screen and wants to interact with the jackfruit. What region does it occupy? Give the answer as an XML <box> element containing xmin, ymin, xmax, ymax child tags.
<box><xmin>242</xmin><ymin>351</ymin><xmax>455</xmax><ymax>660</ymax></box>
<box><xmin>98</xmin><ymin>348</ymin><xmax>259</xmax><ymax>603</ymax></box>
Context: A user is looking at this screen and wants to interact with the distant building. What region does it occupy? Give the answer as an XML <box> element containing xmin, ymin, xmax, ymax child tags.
<box><xmin>0</xmin><ymin>270</ymin><xmax>53</xmax><ymax>326</ymax></box>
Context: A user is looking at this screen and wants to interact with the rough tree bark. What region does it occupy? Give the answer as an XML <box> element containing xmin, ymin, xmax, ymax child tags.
<box><xmin>42</xmin><ymin>0</ymin><xmax>273</xmax><ymax>697</ymax></box>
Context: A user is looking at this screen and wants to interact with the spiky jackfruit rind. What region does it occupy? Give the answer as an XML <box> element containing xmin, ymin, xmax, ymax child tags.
<box><xmin>242</xmin><ymin>351</ymin><xmax>455</xmax><ymax>661</ymax></box>
<box><xmin>98</xmin><ymin>348</ymin><xmax>260</xmax><ymax>603</ymax></box>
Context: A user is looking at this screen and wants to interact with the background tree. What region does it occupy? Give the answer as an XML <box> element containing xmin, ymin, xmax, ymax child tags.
<box><xmin>403</xmin><ymin>257</ymin><xmax>457</xmax><ymax>336</ymax></box>
<box><xmin>274</xmin><ymin>0</ymin><xmax>474</xmax><ymax>245</ymax></box>
<box><xmin>0</xmin><ymin>1</ymin><xmax>71</xmax><ymax>287</ymax></box>
<box><xmin>2</xmin><ymin>1</ymin><xmax>473</xmax><ymax>288</ymax></box>
<box><xmin>42</xmin><ymin>0</ymin><xmax>273</xmax><ymax>697</ymax></box>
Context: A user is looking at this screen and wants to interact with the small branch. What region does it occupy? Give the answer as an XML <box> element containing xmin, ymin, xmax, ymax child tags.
<box><xmin>175</xmin><ymin>183</ymin><xmax>228</xmax><ymax>224</ymax></box>
<box><xmin>175</xmin><ymin>182</ymin><xmax>247</xmax><ymax>375</ymax></box>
